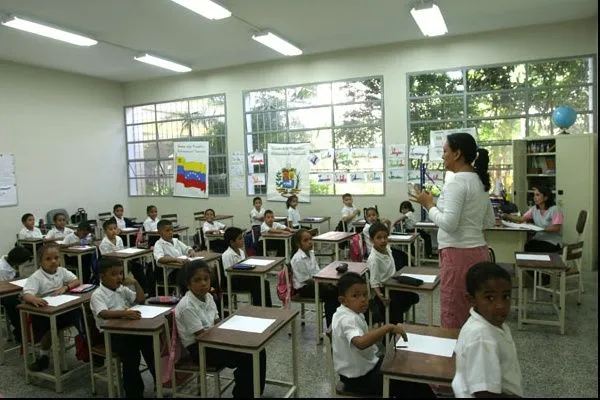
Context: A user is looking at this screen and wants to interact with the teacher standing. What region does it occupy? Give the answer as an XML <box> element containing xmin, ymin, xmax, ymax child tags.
<box><xmin>410</xmin><ymin>133</ymin><xmax>495</xmax><ymax>328</ymax></box>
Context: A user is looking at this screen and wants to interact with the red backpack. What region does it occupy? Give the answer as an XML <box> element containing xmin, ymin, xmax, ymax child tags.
<box><xmin>349</xmin><ymin>233</ymin><xmax>363</xmax><ymax>262</ymax></box>
<box><xmin>277</xmin><ymin>265</ymin><xmax>296</xmax><ymax>307</ymax></box>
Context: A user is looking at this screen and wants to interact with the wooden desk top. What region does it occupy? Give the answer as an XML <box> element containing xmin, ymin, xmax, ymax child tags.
<box><xmin>146</xmin><ymin>225</ymin><xmax>189</xmax><ymax>235</ymax></box>
<box><xmin>380</xmin><ymin>324</ymin><xmax>458</xmax><ymax>383</ymax></box>
<box><xmin>354</xmin><ymin>219</ymin><xmax>366</xmax><ymax>227</ymax></box>
<box><xmin>383</xmin><ymin>267</ymin><xmax>440</xmax><ymax>291</ymax></box>
<box><xmin>60</xmin><ymin>245</ymin><xmax>97</xmax><ymax>254</ymax></box>
<box><xmin>314</xmin><ymin>261</ymin><xmax>368</xmax><ymax>282</ymax></box>
<box><xmin>204</xmin><ymin>231</ymin><xmax>225</xmax><ymax>238</ymax></box>
<box><xmin>98</xmin><ymin>306</ymin><xmax>173</xmax><ymax>332</ymax></box>
<box><xmin>485</xmin><ymin>226</ymin><xmax>531</xmax><ymax>232</ymax></box>
<box><xmin>160</xmin><ymin>251</ymin><xmax>223</xmax><ymax>269</ymax></box>
<box><xmin>388</xmin><ymin>233</ymin><xmax>419</xmax><ymax>243</ymax></box>
<box><xmin>312</xmin><ymin>231</ymin><xmax>356</xmax><ymax>242</ymax></box>
<box><xmin>103</xmin><ymin>248</ymin><xmax>153</xmax><ymax>259</ymax></box>
<box><xmin>515</xmin><ymin>252</ymin><xmax>566</xmax><ymax>270</ymax></box>
<box><xmin>300</xmin><ymin>216</ymin><xmax>331</xmax><ymax>223</ymax></box>
<box><xmin>261</xmin><ymin>231</ymin><xmax>294</xmax><ymax>239</ymax></box>
<box><xmin>17</xmin><ymin>291</ymin><xmax>94</xmax><ymax>315</ymax></box>
<box><xmin>0</xmin><ymin>281</ymin><xmax>22</xmax><ymax>297</ymax></box>
<box><xmin>197</xmin><ymin>305</ymin><xmax>299</xmax><ymax>349</ymax></box>
<box><xmin>226</xmin><ymin>257</ymin><xmax>284</xmax><ymax>275</ymax></box>
<box><xmin>195</xmin><ymin>214</ymin><xmax>233</xmax><ymax>222</ymax></box>
<box><xmin>17</xmin><ymin>237</ymin><xmax>44</xmax><ymax>243</ymax></box>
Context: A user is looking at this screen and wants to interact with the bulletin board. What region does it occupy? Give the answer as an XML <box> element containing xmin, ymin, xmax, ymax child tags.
<box><xmin>0</xmin><ymin>153</ymin><xmax>17</xmax><ymax>207</ymax></box>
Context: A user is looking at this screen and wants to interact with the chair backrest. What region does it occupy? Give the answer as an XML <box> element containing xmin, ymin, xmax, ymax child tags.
<box><xmin>161</xmin><ymin>214</ymin><xmax>178</xmax><ymax>223</ymax></box>
<box><xmin>562</xmin><ymin>241</ymin><xmax>584</xmax><ymax>262</ymax></box>
<box><xmin>576</xmin><ymin>210</ymin><xmax>587</xmax><ymax>236</ymax></box>
<box><xmin>46</xmin><ymin>208</ymin><xmax>69</xmax><ymax>226</ymax></box>
<box><xmin>323</xmin><ymin>328</ymin><xmax>337</xmax><ymax>397</ymax></box>
<box><xmin>97</xmin><ymin>212</ymin><xmax>112</xmax><ymax>222</ymax></box>
<box><xmin>193</xmin><ymin>211</ymin><xmax>205</xmax><ymax>220</ymax></box>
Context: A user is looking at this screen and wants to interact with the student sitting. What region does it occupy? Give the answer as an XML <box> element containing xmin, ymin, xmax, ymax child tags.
<box><xmin>202</xmin><ymin>208</ymin><xmax>227</xmax><ymax>253</ymax></box>
<box><xmin>62</xmin><ymin>221</ymin><xmax>95</xmax><ymax>283</ymax></box>
<box><xmin>367</xmin><ymin>223</ymin><xmax>419</xmax><ymax>324</ymax></box>
<box><xmin>290</xmin><ymin>229</ymin><xmax>338</xmax><ymax>328</ymax></box>
<box><xmin>153</xmin><ymin>219</ymin><xmax>201</xmax><ymax>288</ymax></box>
<box><xmin>0</xmin><ymin>246</ymin><xmax>32</xmax><ymax>343</ymax></box>
<box><xmin>110</xmin><ymin>203</ymin><xmax>134</xmax><ymax>232</ymax></box>
<box><xmin>340</xmin><ymin>193</ymin><xmax>361</xmax><ymax>232</ymax></box>
<box><xmin>90</xmin><ymin>258</ymin><xmax>155</xmax><ymax>398</ymax></box>
<box><xmin>222</xmin><ymin>227</ymin><xmax>272</xmax><ymax>308</ymax></box>
<box><xmin>44</xmin><ymin>212</ymin><xmax>74</xmax><ymax>240</ymax></box>
<box><xmin>143</xmin><ymin>205</ymin><xmax>160</xmax><ymax>232</ymax></box>
<box><xmin>18</xmin><ymin>213</ymin><xmax>43</xmax><ymax>240</ymax></box>
<box><xmin>21</xmin><ymin>243</ymin><xmax>82</xmax><ymax>372</ymax></box>
<box><xmin>175</xmin><ymin>261</ymin><xmax>266</xmax><ymax>398</ymax></box>
<box><xmin>332</xmin><ymin>272</ymin><xmax>434</xmax><ymax>397</ymax></box>
<box><xmin>260</xmin><ymin>209</ymin><xmax>295</xmax><ymax>257</ymax></box>
<box><xmin>452</xmin><ymin>262</ymin><xmax>523</xmax><ymax>397</ymax></box>
<box><xmin>393</xmin><ymin>201</ymin><xmax>433</xmax><ymax>259</ymax></box>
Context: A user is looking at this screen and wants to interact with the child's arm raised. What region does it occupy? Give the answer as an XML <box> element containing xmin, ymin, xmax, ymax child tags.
<box><xmin>351</xmin><ymin>323</ymin><xmax>406</xmax><ymax>350</ymax></box>
<box><xmin>123</xmin><ymin>275</ymin><xmax>146</xmax><ymax>304</ymax></box>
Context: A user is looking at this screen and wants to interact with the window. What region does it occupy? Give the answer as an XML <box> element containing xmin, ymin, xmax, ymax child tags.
<box><xmin>407</xmin><ymin>56</ymin><xmax>596</xmax><ymax>192</ymax></box>
<box><xmin>125</xmin><ymin>95</ymin><xmax>228</xmax><ymax>196</ymax></box>
<box><xmin>244</xmin><ymin>77</ymin><xmax>384</xmax><ymax>196</ymax></box>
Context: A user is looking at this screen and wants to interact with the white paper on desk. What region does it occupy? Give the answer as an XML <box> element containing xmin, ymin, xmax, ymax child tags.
<box><xmin>416</xmin><ymin>222</ymin><xmax>436</xmax><ymax>227</ymax></box>
<box><xmin>401</xmin><ymin>273</ymin><xmax>437</xmax><ymax>283</ymax></box>
<box><xmin>177</xmin><ymin>255</ymin><xmax>205</xmax><ymax>261</ymax></box>
<box><xmin>218</xmin><ymin>315</ymin><xmax>276</xmax><ymax>333</ymax></box>
<box><xmin>129</xmin><ymin>305</ymin><xmax>171</xmax><ymax>319</ymax></box>
<box><xmin>396</xmin><ymin>333</ymin><xmax>456</xmax><ymax>357</ymax></box>
<box><xmin>388</xmin><ymin>234</ymin><xmax>414</xmax><ymax>241</ymax></box>
<box><xmin>69</xmin><ymin>245</ymin><xmax>94</xmax><ymax>250</ymax></box>
<box><xmin>43</xmin><ymin>295</ymin><xmax>79</xmax><ymax>307</ymax></box>
<box><xmin>501</xmin><ymin>220</ymin><xmax>544</xmax><ymax>231</ymax></box>
<box><xmin>11</xmin><ymin>278</ymin><xmax>28</xmax><ymax>287</ymax></box>
<box><xmin>117</xmin><ymin>248</ymin><xmax>147</xmax><ymax>254</ymax></box>
<box><xmin>55</xmin><ymin>240</ymin><xmax>65</xmax><ymax>245</ymax></box>
<box><xmin>516</xmin><ymin>254</ymin><xmax>551</xmax><ymax>261</ymax></box>
<box><xmin>243</xmin><ymin>258</ymin><xmax>273</xmax><ymax>266</ymax></box>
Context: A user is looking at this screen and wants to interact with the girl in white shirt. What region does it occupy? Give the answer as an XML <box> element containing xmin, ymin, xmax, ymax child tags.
<box><xmin>143</xmin><ymin>205</ymin><xmax>160</xmax><ymax>232</ymax></box>
<box><xmin>175</xmin><ymin>261</ymin><xmax>266</xmax><ymax>397</ymax></box>
<box><xmin>410</xmin><ymin>132</ymin><xmax>495</xmax><ymax>329</ymax></box>
<box><xmin>290</xmin><ymin>229</ymin><xmax>338</xmax><ymax>327</ymax></box>
<box><xmin>222</xmin><ymin>227</ymin><xmax>272</xmax><ymax>307</ymax></box>
<box><xmin>45</xmin><ymin>212</ymin><xmax>74</xmax><ymax>240</ymax></box>
<box><xmin>202</xmin><ymin>208</ymin><xmax>227</xmax><ymax>253</ymax></box>
<box><xmin>286</xmin><ymin>195</ymin><xmax>301</xmax><ymax>229</ymax></box>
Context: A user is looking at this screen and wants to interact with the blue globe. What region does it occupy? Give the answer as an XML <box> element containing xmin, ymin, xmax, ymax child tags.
<box><xmin>552</xmin><ymin>106</ymin><xmax>577</xmax><ymax>129</ymax></box>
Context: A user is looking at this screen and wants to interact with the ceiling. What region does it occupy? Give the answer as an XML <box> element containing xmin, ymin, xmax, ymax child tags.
<box><xmin>0</xmin><ymin>0</ymin><xmax>597</xmax><ymax>83</ymax></box>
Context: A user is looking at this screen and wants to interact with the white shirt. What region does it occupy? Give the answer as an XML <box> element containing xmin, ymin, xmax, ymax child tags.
<box><xmin>221</xmin><ymin>247</ymin><xmax>245</xmax><ymax>277</ymax></box>
<box><xmin>63</xmin><ymin>232</ymin><xmax>82</xmax><ymax>245</ymax></box>
<box><xmin>153</xmin><ymin>238</ymin><xmax>193</xmax><ymax>263</ymax></box>
<box><xmin>18</xmin><ymin>227</ymin><xmax>43</xmax><ymax>240</ymax></box>
<box><xmin>287</xmin><ymin>208</ymin><xmax>301</xmax><ymax>228</ymax></box>
<box><xmin>202</xmin><ymin>220</ymin><xmax>226</xmax><ymax>235</ymax></box>
<box><xmin>99</xmin><ymin>236</ymin><xmax>125</xmax><ymax>255</ymax></box>
<box><xmin>260</xmin><ymin>221</ymin><xmax>286</xmax><ymax>233</ymax></box>
<box><xmin>452</xmin><ymin>308</ymin><xmax>523</xmax><ymax>398</ymax></box>
<box><xmin>367</xmin><ymin>245</ymin><xmax>395</xmax><ymax>288</ymax></box>
<box><xmin>90</xmin><ymin>283</ymin><xmax>137</xmax><ymax>332</ymax></box>
<box><xmin>0</xmin><ymin>256</ymin><xmax>17</xmax><ymax>281</ymax></box>
<box><xmin>332</xmin><ymin>304</ymin><xmax>379</xmax><ymax>378</ymax></box>
<box><xmin>175</xmin><ymin>290</ymin><xmax>218</xmax><ymax>348</ymax></box>
<box><xmin>250</xmin><ymin>208</ymin><xmax>265</xmax><ymax>226</ymax></box>
<box><xmin>403</xmin><ymin>211</ymin><xmax>416</xmax><ymax>231</ymax></box>
<box><xmin>114</xmin><ymin>215</ymin><xmax>127</xmax><ymax>229</ymax></box>
<box><xmin>291</xmin><ymin>249</ymin><xmax>319</xmax><ymax>290</ymax></box>
<box><xmin>45</xmin><ymin>227</ymin><xmax>74</xmax><ymax>240</ymax></box>
<box><xmin>342</xmin><ymin>206</ymin><xmax>360</xmax><ymax>230</ymax></box>
<box><xmin>428</xmin><ymin>172</ymin><xmax>495</xmax><ymax>250</ymax></box>
<box><xmin>143</xmin><ymin>217</ymin><xmax>160</xmax><ymax>232</ymax></box>
<box><xmin>22</xmin><ymin>267</ymin><xmax>77</xmax><ymax>297</ymax></box>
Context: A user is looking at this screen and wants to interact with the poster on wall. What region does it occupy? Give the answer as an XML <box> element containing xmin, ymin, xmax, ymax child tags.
<box><xmin>429</xmin><ymin>128</ymin><xmax>477</xmax><ymax>161</ymax></box>
<box><xmin>267</xmin><ymin>143</ymin><xmax>310</xmax><ymax>202</ymax></box>
<box><xmin>387</xmin><ymin>144</ymin><xmax>407</xmax><ymax>182</ymax></box>
<box><xmin>173</xmin><ymin>141</ymin><xmax>209</xmax><ymax>198</ymax></box>
<box><xmin>0</xmin><ymin>154</ymin><xmax>18</xmax><ymax>207</ymax></box>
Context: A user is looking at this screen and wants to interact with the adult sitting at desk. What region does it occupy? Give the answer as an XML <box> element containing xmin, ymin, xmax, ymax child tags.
<box><xmin>410</xmin><ymin>133</ymin><xmax>495</xmax><ymax>329</ymax></box>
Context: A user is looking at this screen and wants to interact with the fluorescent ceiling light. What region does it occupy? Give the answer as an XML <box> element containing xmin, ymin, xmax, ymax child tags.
<box><xmin>170</xmin><ymin>0</ymin><xmax>231</xmax><ymax>20</ymax></box>
<box><xmin>1</xmin><ymin>16</ymin><xmax>97</xmax><ymax>46</ymax></box>
<box><xmin>252</xmin><ymin>31</ymin><xmax>302</xmax><ymax>56</ymax></box>
<box><xmin>410</xmin><ymin>2</ymin><xmax>448</xmax><ymax>37</ymax></box>
<box><xmin>134</xmin><ymin>54</ymin><xmax>192</xmax><ymax>73</ymax></box>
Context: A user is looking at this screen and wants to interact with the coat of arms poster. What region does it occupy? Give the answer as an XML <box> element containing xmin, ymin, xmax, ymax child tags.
<box><xmin>267</xmin><ymin>143</ymin><xmax>310</xmax><ymax>202</ymax></box>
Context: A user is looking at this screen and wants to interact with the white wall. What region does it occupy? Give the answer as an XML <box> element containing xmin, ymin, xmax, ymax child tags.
<box><xmin>0</xmin><ymin>61</ymin><xmax>125</xmax><ymax>255</ymax></box>
<box><xmin>122</xmin><ymin>18</ymin><xmax>597</xmax><ymax>235</ymax></box>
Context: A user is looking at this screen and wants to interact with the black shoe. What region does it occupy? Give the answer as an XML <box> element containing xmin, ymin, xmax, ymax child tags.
<box><xmin>29</xmin><ymin>355</ymin><xmax>50</xmax><ymax>372</ymax></box>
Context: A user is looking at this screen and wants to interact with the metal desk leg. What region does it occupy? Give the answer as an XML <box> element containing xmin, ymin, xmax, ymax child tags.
<box><xmin>123</xmin><ymin>260</ymin><xmax>129</xmax><ymax>278</ymax></box>
<box><xmin>206</xmin><ymin>239</ymin><xmax>211</xmax><ymax>252</ymax></box>
<box><xmin>428</xmin><ymin>292</ymin><xmax>433</xmax><ymax>326</ymax></box>
<box><xmin>408</xmin><ymin>244</ymin><xmax>412</xmax><ymax>267</ymax></box>
<box><xmin>21</xmin><ymin>310</ymin><xmax>31</xmax><ymax>384</ymax></box>
<box><xmin>559</xmin><ymin>271</ymin><xmax>566</xmax><ymax>335</ymax></box>
<box><xmin>104</xmin><ymin>331</ymin><xmax>114</xmax><ymax>398</ymax></box>
<box><xmin>263</xmin><ymin>240</ymin><xmax>267</xmax><ymax>257</ymax></box>
<box><xmin>51</xmin><ymin>315</ymin><xmax>62</xmax><ymax>392</ymax></box>
<box><xmin>383</xmin><ymin>375</ymin><xmax>390</xmax><ymax>398</ymax></box>
<box><xmin>335</xmin><ymin>244</ymin><xmax>339</xmax><ymax>261</ymax></box>
<box><xmin>517</xmin><ymin>268</ymin><xmax>523</xmax><ymax>330</ymax></box>
<box><xmin>154</xmin><ymin>331</ymin><xmax>163</xmax><ymax>398</ymax></box>
<box><xmin>260</xmin><ymin>275</ymin><xmax>266</xmax><ymax>307</ymax></box>
<box><xmin>199</xmin><ymin>344</ymin><xmax>207</xmax><ymax>397</ymax></box>
<box><xmin>78</xmin><ymin>254</ymin><xmax>83</xmax><ymax>283</ymax></box>
<box><xmin>285</xmin><ymin>239</ymin><xmax>290</xmax><ymax>263</ymax></box>
<box><xmin>253</xmin><ymin>350</ymin><xmax>261</xmax><ymax>398</ymax></box>
<box><xmin>384</xmin><ymin>287</ymin><xmax>390</xmax><ymax>343</ymax></box>
<box><xmin>315</xmin><ymin>283</ymin><xmax>321</xmax><ymax>345</ymax></box>
<box><xmin>227</xmin><ymin>274</ymin><xmax>233</xmax><ymax>316</ymax></box>
<box><xmin>292</xmin><ymin>318</ymin><xmax>299</xmax><ymax>397</ymax></box>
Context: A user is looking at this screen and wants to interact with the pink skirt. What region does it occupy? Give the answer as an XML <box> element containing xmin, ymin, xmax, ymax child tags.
<box><xmin>439</xmin><ymin>246</ymin><xmax>490</xmax><ymax>329</ymax></box>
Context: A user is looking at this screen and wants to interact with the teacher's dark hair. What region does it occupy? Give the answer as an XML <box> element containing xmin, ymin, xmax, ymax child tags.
<box><xmin>446</xmin><ymin>132</ymin><xmax>490</xmax><ymax>192</ymax></box>
<box><xmin>532</xmin><ymin>185</ymin><xmax>555</xmax><ymax>208</ymax></box>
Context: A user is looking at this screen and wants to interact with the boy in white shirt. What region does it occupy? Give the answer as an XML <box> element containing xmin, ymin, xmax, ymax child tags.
<box><xmin>202</xmin><ymin>208</ymin><xmax>227</xmax><ymax>253</ymax></box>
<box><xmin>452</xmin><ymin>262</ymin><xmax>523</xmax><ymax>398</ymax></box>
<box><xmin>331</xmin><ymin>272</ymin><xmax>434</xmax><ymax>396</ymax></box>
<box><xmin>18</xmin><ymin>213</ymin><xmax>43</xmax><ymax>239</ymax></box>
<box><xmin>45</xmin><ymin>212</ymin><xmax>74</xmax><ymax>240</ymax></box>
<box><xmin>90</xmin><ymin>258</ymin><xmax>155</xmax><ymax>398</ymax></box>
<box><xmin>62</xmin><ymin>222</ymin><xmax>96</xmax><ymax>283</ymax></box>
<box><xmin>221</xmin><ymin>227</ymin><xmax>272</xmax><ymax>308</ymax></box>
<box><xmin>99</xmin><ymin>219</ymin><xmax>125</xmax><ymax>255</ymax></box>
<box><xmin>260</xmin><ymin>209</ymin><xmax>294</xmax><ymax>257</ymax></box>
<box><xmin>367</xmin><ymin>223</ymin><xmax>419</xmax><ymax>324</ymax></box>
<box><xmin>249</xmin><ymin>197</ymin><xmax>265</xmax><ymax>227</ymax></box>
<box><xmin>340</xmin><ymin>193</ymin><xmax>361</xmax><ymax>232</ymax></box>
<box><xmin>153</xmin><ymin>219</ymin><xmax>201</xmax><ymax>288</ymax></box>
<box><xmin>0</xmin><ymin>246</ymin><xmax>32</xmax><ymax>343</ymax></box>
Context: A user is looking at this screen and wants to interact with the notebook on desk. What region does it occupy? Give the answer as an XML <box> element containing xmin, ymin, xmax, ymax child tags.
<box><xmin>231</xmin><ymin>263</ymin><xmax>256</xmax><ymax>270</ymax></box>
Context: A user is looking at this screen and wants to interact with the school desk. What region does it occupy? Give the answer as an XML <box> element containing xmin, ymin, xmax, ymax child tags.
<box><xmin>311</xmin><ymin>231</ymin><xmax>356</xmax><ymax>261</ymax></box>
<box><xmin>273</xmin><ymin>216</ymin><xmax>288</xmax><ymax>224</ymax></box>
<box><xmin>145</xmin><ymin>225</ymin><xmax>190</xmax><ymax>244</ymax></box>
<box><xmin>16</xmin><ymin>237</ymin><xmax>44</xmax><ymax>269</ymax></box>
<box><xmin>261</xmin><ymin>231</ymin><xmax>294</xmax><ymax>262</ymax></box>
<box><xmin>381</xmin><ymin>324</ymin><xmax>458</xmax><ymax>398</ymax></box>
<box><xmin>225</xmin><ymin>257</ymin><xmax>284</xmax><ymax>315</ymax></box>
<box><xmin>413</xmin><ymin>222</ymin><xmax>439</xmax><ymax>265</ymax></box>
<box><xmin>515</xmin><ymin>252</ymin><xmax>568</xmax><ymax>335</ymax></box>
<box><xmin>157</xmin><ymin>251</ymin><xmax>222</xmax><ymax>296</ymax></box>
<box><xmin>196</xmin><ymin>305</ymin><xmax>299</xmax><ymax>398</ymax></box>
<box><xmin>204</xmin><ymin>230</ymin><xmax>224</xmax><ymax>251</ymax></box>
<box><xmin>388</xmin><ymin>232</ymin><xmax>420</xmax><ymax>267</ymax></box>
<box><xmin>98</xmin><ymin>305</ymin><xmax>173</xmax><ymax>398</ymax></box>
<box><xmin>299</xmin><ymin>216</ymin><xmax>332</xmax><ymax>233</ymax></box>
<box><xmin>60</xmin><ymin>245</ymin><xmax>98</xmax><ymax>281</ymax></box>
<box><xmin>383</xmin><ymin>267</ymin><xmax>440</xmax><ymax>327</ymax></box>
<box><xmin>18</xmin><ymin>291</ymin><xmax>94</xmax><ymax>393</ymax></box>
<box><xmin>101</xmin><ymin>248</ymin><xmax>153</xmax><ymax>281</ymax></box>
<box><xmin>484</xmin><ymin>226</ymin><xmax>531</xmax><ymax>264</ymax></box>
<box><xmin>312</xmin><ymin>261</ymin><xmax>370</xmax><ymax>345</ymax></box>
<box><xmin>353</xmin><ymin>219</ymin><xmax>366</xmax><ymax>233</ymax></box>
<box><xmin>117</xmin><ymin>227</ymin><xmax>140</xmax><ymax>247</ymax></box>
<box><xmin>0</xmin><ymin>280</ymin><xmax>22</xmax><ymax>364</ymax></box>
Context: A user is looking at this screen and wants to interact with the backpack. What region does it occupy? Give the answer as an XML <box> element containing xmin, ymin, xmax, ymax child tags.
<box><xmin>70</xmin><ymin>208</ymin><xmax>88</xmax><ymax>224</ymax></box>
<box><xmin>349</xmin><ymin>234</ymin><xmax>363</xmax><ymax>262</ymax></box>
<box><xmin>277</xmin><ymin>265</ymin><xmax>296</xmax><ymax>307</ymax></box>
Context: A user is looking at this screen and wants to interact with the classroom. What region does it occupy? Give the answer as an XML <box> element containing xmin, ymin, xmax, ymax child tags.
<box><xmin>0</xmin><ymin>0</ymin><xmax>598</xmax><ymax>398</ymax></box>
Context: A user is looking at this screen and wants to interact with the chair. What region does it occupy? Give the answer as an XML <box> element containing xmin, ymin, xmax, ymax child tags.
<box><xmin>172</xmin><ymin>352</ymin><xmax>234</xmax><ymax>397</ymax></box>
<box><xmin>46</xmin><ymin>208</ymin><xmax>69</xmax><ymax>229</ymax></box>
<box><xmin>323</xmin><ymin>329</ymin><xmax>379</xmax><ymax>398</ymax></box>
<box><xmin>97</xmin><ymin>212</ymin><xmax>113</xmax><ymax>238</ymax></box>
<box><xmin>282</xmin><ymin>262</ymin><xmax>320</xmax><ymax>329</ymax></box>
<box><xmin>214</xmin><ymin>258</ymin><xmax>252</xmax><ymax>320</ymax></box>
<box><xmin>534</xmin><ymin>210</ymin><xmax>587</xmax><ymax>304</ymax></box>
<box><xmin>161</xmin><ymin>214</ymin><xmax>179</xmax><ymax>223</ymax></box>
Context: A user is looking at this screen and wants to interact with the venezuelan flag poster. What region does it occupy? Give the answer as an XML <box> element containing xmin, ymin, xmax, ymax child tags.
<box><xmin>173</xmin><ymin>141</ymin><xmax>209</xmax><ymax>198</ymax></box>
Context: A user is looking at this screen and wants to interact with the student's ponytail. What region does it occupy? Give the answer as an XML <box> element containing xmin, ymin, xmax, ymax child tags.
<box><xmin>446</xmin><ymin>132</ymin><xmax>491</xmax><ymax>192</ymax></box>
<box><xmin>473</xmin><ymin>148</ymin><xmax>491</xmax><ymax>192</ymax></box>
